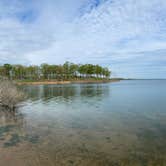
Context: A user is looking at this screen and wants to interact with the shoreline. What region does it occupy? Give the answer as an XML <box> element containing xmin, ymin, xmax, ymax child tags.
<box><xmin>16</xmin><ymin>79</ymin><xmax>121</xmax><ymax>85</ymax></box>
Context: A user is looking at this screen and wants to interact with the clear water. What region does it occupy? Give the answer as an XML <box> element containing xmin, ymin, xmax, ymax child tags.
<box><xmin>0</xmin><ymin>80</ymin><xmax>166</xmax><ymax>166</ymax></box>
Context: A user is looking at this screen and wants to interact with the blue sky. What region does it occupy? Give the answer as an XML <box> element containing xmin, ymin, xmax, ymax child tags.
<box><xmin>0</xmin><ymin>0</ymin><xmax>166</xmax><ymax>78</ymax></box>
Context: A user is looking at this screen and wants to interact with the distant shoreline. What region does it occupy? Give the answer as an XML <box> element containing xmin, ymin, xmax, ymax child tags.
<box><xmin>16</xmin><ymin>79</ymin><xmax>121</xmax><ymax>85</ymax></box>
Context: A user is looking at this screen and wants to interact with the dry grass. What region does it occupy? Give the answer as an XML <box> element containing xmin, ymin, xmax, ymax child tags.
<box><xmin>0</xmin><ymin>79</ymin><xmax>25</xmax><ymax>109</ymax></box>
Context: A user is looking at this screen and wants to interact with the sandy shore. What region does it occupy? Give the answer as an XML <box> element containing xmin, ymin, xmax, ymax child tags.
<box><xmin>16</xmin><ymin>79</ymin><xmax>121</xmax><ymax>85</ymax></box>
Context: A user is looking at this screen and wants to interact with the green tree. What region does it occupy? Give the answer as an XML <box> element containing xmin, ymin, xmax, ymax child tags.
<box><xmin>3</xmin><ymin>64</ymin><xmax>12</xmax><ymax>78</ymax></box>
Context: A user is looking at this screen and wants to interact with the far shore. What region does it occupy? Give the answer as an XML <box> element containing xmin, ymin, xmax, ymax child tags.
<box><xmin>16</xmin><ymin>79</ymin><xmax>121</xmax><ymax>85</ymax></box>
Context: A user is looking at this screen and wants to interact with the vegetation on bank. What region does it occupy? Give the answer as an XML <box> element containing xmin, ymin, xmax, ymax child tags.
<box><xmin>0</xmin><ymin>79</ymin><xmax>25</xmax><ymax>109</ymax></box>
<box><xmin>0</xmin><ymin>62</ymin><xmax>111</xmax><ymax>109</ymax></box>
<box><xmin>0</xmin><ymin>62</ymin><xmax>111</xmax><ymax>81</ymax></box>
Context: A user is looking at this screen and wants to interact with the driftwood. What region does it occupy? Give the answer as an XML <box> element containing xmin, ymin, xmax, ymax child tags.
<box><xmin>0</xmin><ymin>79</ymin><xmax>25</xmax><ymax>110</ymax></box>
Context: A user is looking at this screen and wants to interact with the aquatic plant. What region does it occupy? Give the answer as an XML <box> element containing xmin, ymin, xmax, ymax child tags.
<box><xmin>0</xmin><ymin>79</ymin><xmax>25</xmax><ymax>110</ymax></box>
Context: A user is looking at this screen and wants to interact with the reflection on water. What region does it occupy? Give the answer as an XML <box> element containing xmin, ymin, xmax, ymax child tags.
<box><xmin>0</xmin><ymin>81</ymin><xmax>166</xmax><ymax>166</ymax></box>
<box><xmin>22</xmin><ymin>84</ymin><xmax>109</xmax><ymax>101</ymax></box>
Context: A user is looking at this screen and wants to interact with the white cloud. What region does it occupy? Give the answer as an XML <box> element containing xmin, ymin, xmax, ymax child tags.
<box><xmin>0</xmin><ymin>0</ymin><xmax>166</xmax><ymax>78</ymax></box>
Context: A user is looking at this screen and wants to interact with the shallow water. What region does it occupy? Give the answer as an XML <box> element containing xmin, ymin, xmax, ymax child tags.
<box><xmin>0</xmin><ymin>80</ymin><xmax>166</xmax><ymax>166</ymax></box>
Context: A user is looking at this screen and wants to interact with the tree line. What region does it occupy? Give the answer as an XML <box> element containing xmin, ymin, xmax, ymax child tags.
<box><xmin>0</xmin><ymin>62</ymin><xmax>111</xmax><ymax>80</ymax></box>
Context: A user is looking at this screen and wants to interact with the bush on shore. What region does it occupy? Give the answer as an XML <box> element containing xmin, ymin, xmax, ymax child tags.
<box><xmin>0</xmin><ymin>79</ymin><xmax>25</xmax><ymax>110</ymax></box>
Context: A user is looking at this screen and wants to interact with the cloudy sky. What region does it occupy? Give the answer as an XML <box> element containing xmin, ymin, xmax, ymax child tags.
<box><xmin>0</xmin><ymin>0</ymin><xmax>166</xmax><ymax>78</ymax></box>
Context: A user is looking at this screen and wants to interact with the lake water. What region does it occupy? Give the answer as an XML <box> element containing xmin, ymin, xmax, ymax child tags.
<box><xmin>0</xmin><ymin>80</ymin><xmax>166</xmax><ymax>166</ymax></box>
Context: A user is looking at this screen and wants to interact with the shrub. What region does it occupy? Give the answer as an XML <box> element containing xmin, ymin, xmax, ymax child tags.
<box><xmin>0</xmin><ymin>80</ymin><xmax>25</xmax><ymax>109</ymax></box>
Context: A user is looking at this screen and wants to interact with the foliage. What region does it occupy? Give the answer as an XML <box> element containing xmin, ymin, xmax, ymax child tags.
<box><xmin>0</xmin><ymin>62</ymin><xmax>111</xmax><ymax>80</ymax></box>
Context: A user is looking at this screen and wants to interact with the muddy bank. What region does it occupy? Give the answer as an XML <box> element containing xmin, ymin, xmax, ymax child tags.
<box><xmin>16</xmin><ymin>79</ymin><xmax>121</xmax><ymax>85</ymax></box>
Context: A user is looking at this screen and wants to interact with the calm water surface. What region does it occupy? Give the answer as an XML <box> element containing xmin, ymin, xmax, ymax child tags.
<box><xmin>0</xmin><ymin>80</ymin><xmax>166</xmax><ymax>166</ymax></box>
